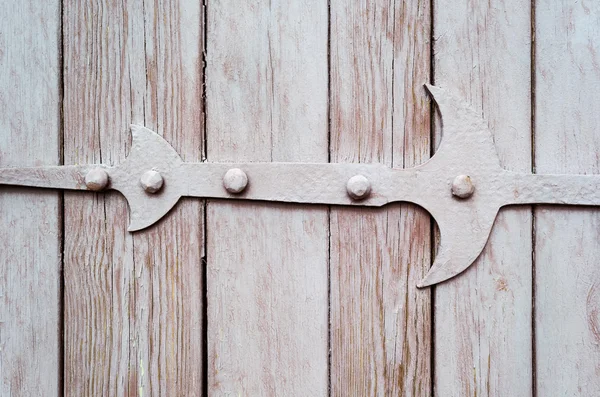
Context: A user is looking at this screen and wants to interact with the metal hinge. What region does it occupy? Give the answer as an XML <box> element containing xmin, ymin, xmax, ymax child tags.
<box><xmin>2</xmin><ymin>85</ymin><xmax>599</xmax><ymax>287</ymax></box>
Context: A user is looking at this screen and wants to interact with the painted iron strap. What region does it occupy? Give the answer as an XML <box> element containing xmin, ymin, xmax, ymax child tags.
<box><xmin>1</xmin><ymin>85</ymin><xmax>599</xmax><ymax>287</ymax></box>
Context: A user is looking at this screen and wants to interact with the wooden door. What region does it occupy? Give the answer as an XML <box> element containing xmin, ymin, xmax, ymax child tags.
<box><xmin>1</xmin><ymin>0</ymin><xmax>599</xmax><ymax>396</ymax></box>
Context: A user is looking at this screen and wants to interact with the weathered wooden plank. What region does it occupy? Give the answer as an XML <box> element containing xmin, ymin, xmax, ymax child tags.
<box><xmin>0</xmin><ymin>2</ymin><xmax>61</xmax><ymax>395</ymax></box>
<box><xmin>205</xmin><ymin>1</ymin><xmax>329</xmax><ymax>395</ymax></box>
<box><xmin>432</xmin><ymin>1</ymin><xmax>533</xmax><ymax>396</ymax></box>
<box><xmin>329</xmin><ymin>1</ymin><xmax>432</xmax><ymax>395</ymax></box>
<box><xmin>63</xmin><ymin>1</ymin><xmax>204</xmax><ymax>395</ymax></box>
<box><xmin>535</xmin><ymin>1</ymin><xmax>600</xmax><ymax>395</ymax></box>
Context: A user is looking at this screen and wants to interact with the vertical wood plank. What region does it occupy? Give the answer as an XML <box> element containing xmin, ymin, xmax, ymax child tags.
<box><xmin>535</xmin><ymin>1</ymin><xmax>600</xmax><ymax>395</ymax></box>
<box><xmin>206</xmin><ymin>1</ymin><xmax>329</xmax><ymax>395</ymax></box>
<box><xmin>0</xmin><ymin>2</ymin><xmax>61</xmax><ymax>395</ymax></box>
<box><xmin>63</xmin><ymin>1</ymin><xmax>204</xmax><ymax>395</ymax></box>
<box><xmin>432</xmin><ymin>1</ymin><xmax>533</xmax><ymax>396</ymax></box>
<box><xmin>329</xmin><ymin>1</ymin><xmax>432</xmax><ymax>395</ymax></box>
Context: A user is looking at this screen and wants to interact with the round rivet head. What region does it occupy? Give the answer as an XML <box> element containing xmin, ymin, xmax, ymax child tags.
<box><xmin>85</xmin><ymin>167</ymin><xmax>109</xmax><ymax>191</ymax></box>
<box><xmin>346</xmin><ymin>174</ymin><xmax>371</xmax><ymax>200</ymax></box>
<box><xmin>223</xmin><ymin>168</ymin><xmax>248</xmax><ymax>194</ymax></box>
<box><xmin>452</xmin><ymin>174</ymin><xmax>475</xmax><ymax>199</ymax></box>
<box><xmin>140</xmin><ymin>170</ymin><xmax>164</xmax><ymax>193</ymax></box>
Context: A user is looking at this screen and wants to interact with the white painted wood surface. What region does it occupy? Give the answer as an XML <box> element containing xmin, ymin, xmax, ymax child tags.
<box><xmin>433</xmin><ymin>0</ymin><xmax>533</xmax><ymax>395</ymax></box>
<box><xmin>206</xmin><ymin>0</ymin><xmax>329</xmax><ymax>395</ymax></box>
<box><xmin>2</xmin><ymin>1</ymin><xmax>600</xmax><ymax>395</ymax></box>
<box><xmin>535</xmin><ymin>1</ymin><xmax>600</xmax><ymax>395</ymax></box>
<box><xmin>329</xmin><ymin>0</ymin><xmax>432</xmax><ymax>394</ymax></box>
<box><xmin>63</xmin><ymin>1</ymin><xmax>204</xmax><ymax>395</ymax></box>
<box><xmin>0</xmin><ymin>2</ymin><xmax>61</xmax><ymax>395</ymax></box>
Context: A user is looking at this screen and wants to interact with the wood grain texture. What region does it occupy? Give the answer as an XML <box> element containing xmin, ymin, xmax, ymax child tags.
<box><xmin>535</xmin><ymin>1</ymin><xmax>600</xmax><ymax>395</ymax></box>
<box><xmin>206</xmin><ymin>1</ymin><xmax>329</xmax><ymax>395</ymax></box>
<box><xmin>63</xmin><ymin>1</ymin><xmax>204</xmax><ymax>395</ymax></box>
<box><xmin>432</xmin><ymin>1</ymin><xmax>533</xmax><ymax>396</ymax></box>
<box><xmin>0</xmin><ymin>2</ymin><xmax>61</xmax><ymax>395</ymax></box>
<box><xmin>329</xmin><ymin>0</ymin><xmax>432</xmax><ymax>395</ymax></box>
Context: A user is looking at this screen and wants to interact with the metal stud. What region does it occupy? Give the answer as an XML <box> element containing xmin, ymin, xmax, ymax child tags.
<box><xmin>140</xmin><ymin>169</ymin><xmax>164</xmax><ymax>193</ymax></box>
<box><xmin>346</xmin><ymin>174</ymin><xmax>371</xmax><ymax>200</ymax></box>
<box><xmin>451</xmin><ymin>174</ymin><xmax>474</xmax><ymax>199</ymax></box>
<box><xmin>223</xmin><ymin>168</ymin><xmax>248</xmax><ymax>194</ymax></box>
<box><xmin>85</xmin><ymin>167</ymin><xmax>109</xmax><ymax>191</ymax></box>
